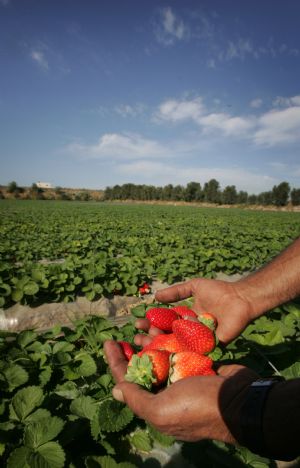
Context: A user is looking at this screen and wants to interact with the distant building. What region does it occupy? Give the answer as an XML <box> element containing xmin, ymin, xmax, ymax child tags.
<box><xmin>36</xmin><ymin>182</ymin><xmax>53</xmax><ymax>189</ymax></box>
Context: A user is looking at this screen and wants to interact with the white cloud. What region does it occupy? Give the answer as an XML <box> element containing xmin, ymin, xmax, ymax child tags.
<box><xmin>225</xmin><ymin>38</ymin><xmax>254</xmax><ymax>60</ymax></box>
<box><xmin>63</xmin><ymin>132</ymin><xmax>170</xmax><ymax>160</ymax></box>
<box><xmin>272</xmin><ymin>95</ymin><xmax>300</xmax><ymax>107</ymax></box>
<box><xmin>114</xmin><ymin>103</ymin><xmax>146</xmax><ymax>118</ymax></box>
<box><xmin>250</xmin><ymin>98</ymin><xmax>263</xmax><ymax>108</ymax></box>
<box><xmin>154</xmin><ymin>7</ymin><xmax>189</xmax><ymax>46</ymax></box>
<box><xmin>154</xmin><ymin>94</ymin><xmax>300</xmax><ymax>146</ymax></box>
<box><xmin>155</xmin><ymin>97</ymin><xmax>205</xmax><ymax>123</ymax></box>
<box><xmin>30</xmin><ymin>50</ymin><xmax>49</xmax><ymax>70</ymax></box>
<box><xmin>254</xmin><ymin>106</ymin><xmax>300</xmax><ymax>146</ymax></box>
<box><xmin>199</xmin><ymin>113</ymin><xmax>254</xmax><ymax>137</ymax></box>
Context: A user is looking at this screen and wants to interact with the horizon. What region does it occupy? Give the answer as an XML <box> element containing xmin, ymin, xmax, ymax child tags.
<box><xmin>1</xmin><ymin>0</ymin><xmax>300</xmax><ymax>194</ymax></box>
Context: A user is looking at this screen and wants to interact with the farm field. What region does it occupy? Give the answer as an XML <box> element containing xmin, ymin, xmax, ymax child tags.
<box><xmin>0</xmin><ymin>200</ymin><xmax>300</xmax><ymax>467</ymax></box>
<box><xmin>1</xmin><ymin>199</ymin><xmax>300</xmax><ymax>309</ymax></box>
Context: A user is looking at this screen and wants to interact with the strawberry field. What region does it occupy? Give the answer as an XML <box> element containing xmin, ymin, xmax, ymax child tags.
<box><xmin>1</xmin><ymin>200</ymin><xmax>300</xmax><ymax>309</ymax></box>
<box><xmin>0</xmin><ymin>200</ymin><xmax>300</xmax><ymax>467</ymax></box>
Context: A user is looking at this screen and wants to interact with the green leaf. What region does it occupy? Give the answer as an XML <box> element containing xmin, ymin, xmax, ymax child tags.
<box><xmin>23</xmin><ymin>281</ymin><xmax>39</xmax><ymax>295</ymax></box>
<box><xmin>17</xmin><ymin>330</ymin><xmax>38</xmax><ymax>348</ymax></box>
<box><xmin>52</xmin><ymin>341</ymin><xmax>75</xmax><ymax>354</ymax></box>
<box><xmin>12</xmin><ymin>289</ymin><xmax>23</xmax><ymax>302</ymax></box>
<box><xmin>24</xmin><ymin>416</ymin><xmax>64</xmax><ymax>449</ymax></box>
<box><xmin>91</xmin><ymin>400</ymin><xmax>134</xmax><ymax>435</ymax></box>
<box><xmin>25</xmin><ymin>408</ymin><xmax>51</xmax><ymax>422</ymax></box>
<box><xmin>130</xmin><ymin>430</ymin><xmax>152</xmax><ymax>452</ymax></box>
<box><xmin>27</xmin><ymin>441</ymin><xmax>65</xmax><ymax>468</ymax></box>
<box><xmin>54</xmin><ymin>381</ymin><xmax>80</xmax><ymax>399</ymax></box>
<box><xmin>85</xmin><ymin>456</ymin><xmax>118</xmax><ymax>468</ymax></box>
<box><xmin>7</xmin><ymin>446</ymin><xmax>31</xmax><ymax>468</ymax></box>
<box><xmin>70</xmin><ymin>351</ymin><xmax>97</xmax><ymax>378</ymax></box>
<box><xmin>70</xmin><ymin>396</ymin><xmax>97</xmax><ymax>420</ymax></box>
<box><xmin>147</xmin><ymin>423</ymin><xmax>175</xmax><ymax>447</ymax></box>
<box><xmin>39</xmin><ymin>366</ymin><xmax>52</xmax><ymax>386</ymax></box>
<box><xmin>2</xmin><ymin>363</ymin><xmax>29</xmax><ymax>391</ymax></box>
<box><xmin>97</xmin><ymin>373</ymin><xmax>112</xmax><ymax>389</ymax></box>
<box><xmin>12</xmin><ymin>386</ymin><xmax>44</xmax><ymax>421</ymax></box>
<box><xmin>130</xmin><ymin>304</ymin><xmax>146</xmax><ymax>318</ymax></box>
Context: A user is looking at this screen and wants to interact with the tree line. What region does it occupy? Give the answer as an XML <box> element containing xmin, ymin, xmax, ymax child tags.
<box><xmin>2</xmin><ymin>180</ymin><xmax>300</xmax><ymax>206</ymax></box>
<box><xmin>104</xmin><ymin>180</ymin><xmax>300</xmax><ymax>206</ymax></box>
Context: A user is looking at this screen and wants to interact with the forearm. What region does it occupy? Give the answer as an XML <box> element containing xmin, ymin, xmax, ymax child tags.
<box><xmin>262</xmin><ymin>378</ymin><xmax>300</xmax><ymax>460</ymax></box>
<box><xmin>220</xmin><ymin>374</ymin><xmax>300</xmax><ymax>461</ymax></box>
<box><xmin>236</xmin><ymin>237</ymin><xmax>300</xmax><ymax>319</ymax></box>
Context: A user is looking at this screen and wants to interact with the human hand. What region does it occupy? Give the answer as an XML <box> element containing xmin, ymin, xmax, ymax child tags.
<box><xmin>135</xmin><ymin>278</ymin><xmax>254</xmax><ymax>346</ymax></box>
<box><xmin>104</xmin><ymin>340</ymin><xmax>258</xmax><ymax>444</ymax></box>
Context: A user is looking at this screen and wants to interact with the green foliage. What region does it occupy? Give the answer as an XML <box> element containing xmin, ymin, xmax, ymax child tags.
<box><xmin>1</xmin><ymin>200</ymin><xmax>300</xmax><ymax>308</ymax></box>
<box><xmin>0</xmin><ymin>303</ymin><xmax>299</xmax><ymax>466</ymax></box>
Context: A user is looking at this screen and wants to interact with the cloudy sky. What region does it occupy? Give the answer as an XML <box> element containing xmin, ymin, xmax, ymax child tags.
<box><xmin>1</xmin><ymin>0</ymin><xmax>300</xmax><ymax>193</ymax></box>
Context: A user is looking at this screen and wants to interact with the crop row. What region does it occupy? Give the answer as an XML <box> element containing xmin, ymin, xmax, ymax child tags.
<box><xmin>1</xmin><ymin>200</ymin><xmax>300</xmax><ymax>308</ymax></box>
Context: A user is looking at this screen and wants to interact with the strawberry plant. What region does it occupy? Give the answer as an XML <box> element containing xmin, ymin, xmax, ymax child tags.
<box><xmin>0</xmin><ymin>300</ymin><xmax>298</xmax><ymax>466</ymax></box>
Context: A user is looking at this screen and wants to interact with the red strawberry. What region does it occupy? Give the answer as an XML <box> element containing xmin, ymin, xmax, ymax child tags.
<box><xmin>172</xmin><ymin>319</ymin><xmax>215</xmax><ymax>355</ymax></box>
<box><xmin>171</xmin><ymin>305</ymin><xmax>197</xmax><ymax>318</ymax></box>
<box><xmin>169</xmin><ymin>351</ymin><xmax>214</xmax><ymax>383</ymax></box>
<box><xmin>198</xmin><ymin>313</ymin><xmax>217</xmax><ymax>330</ymax></box>
<box><xmin>139</xmin><ymin>333</ymin><xmax>187</xmax><ymax>354</ymax></box>
<box><xmin>146</xmin><ymin>307</ymin><xmax>178</xmax><ymax>331</ymax></box>
<box><xmin>125</xmin><ymin>349</ymin><xmax>170</xmax><ymax>389</ymax></box>
<box><xmin>139</xmin><ymin>282</ymin><xmax>151</xmax><ymax>295</ymax></box>
<box><xmin>118</xmin><ymin>341</ymin><xmax>135</xmax><ymax>361</ymax></box>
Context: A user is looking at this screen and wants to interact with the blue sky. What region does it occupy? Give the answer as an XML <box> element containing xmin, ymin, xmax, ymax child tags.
<box><xmin>0</xmin><ymin>0</ymin><xmax>300</xmax><ymax>194</ymax></box>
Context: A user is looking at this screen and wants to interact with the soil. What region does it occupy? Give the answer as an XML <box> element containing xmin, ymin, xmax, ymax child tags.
<box><xmin>0</xmin><ymin>273</ymin><xmax>248</xmax><ymax>333</ymax></box>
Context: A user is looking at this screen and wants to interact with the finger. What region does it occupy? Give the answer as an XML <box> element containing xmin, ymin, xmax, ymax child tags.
<box><xmin>104</xmin><ymin>340</ymin><xmax>128</xmax><ymax>383</ymax></box>
<box><xmin>149</xmin><ymin>326</ymin><xmax>164</xmax><ymax>337</ymax></box>
<box><xmin>155</xmin><ymin>280</ymin><xmax>195</xmax><ymax>303</ymax></box>
<box><xmin>112</xmin><ymin>381</ymin><xmax>156</xmax><ymax>421</ymax></box>
<box><xmin>135</xmin><ymin>318</ymin><xmax>150</xmax><ymax>331</ymax></box>
<box><xmin>134</xmin><ymin>334</ymin><xmax>153</xmax><ymax>347</ymax></box>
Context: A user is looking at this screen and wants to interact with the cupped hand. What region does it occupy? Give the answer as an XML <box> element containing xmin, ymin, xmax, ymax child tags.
<box><xmin>136</xmin><ymin>278</ymin><xmax>254</xmax><ymax>345</ymax></box>
<box><xmin>104</xmin><ymin>340</ymin><xmax>258</xmax><ymax>444</ymax></box>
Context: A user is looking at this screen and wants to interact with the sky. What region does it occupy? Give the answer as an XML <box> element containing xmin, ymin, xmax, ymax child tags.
<box><xmin>0</xmin><ymin>0</ymin><xmax>300</xmax><ymax>194</ymax></box>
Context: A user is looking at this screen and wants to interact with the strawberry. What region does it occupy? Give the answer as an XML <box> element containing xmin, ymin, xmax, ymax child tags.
<box><xmin>169</xmin><ymin>351</ymin><xmax>214</xmax><ymax>383</ymax></box>
<box><xmin>118</xmin><ymin>341</ymin><xmax>135</xmax><ymax>361</ymax></box>
<box><xmin>139</xmin><ymin>333</ymin><xmax>187</xmax><ymax>354</ymax></box>
<box><xmin>146</xmin><ymin>307</ymin><xmax>178</xmax><ymax>331</ymax></box>
<box><xmin>172</xmin><ymin>319</ymin><xmax>215</xmax><ymax>355</ymax></box>
<box><xmin>171</xmin><ymin>305</ymin><xmax>197</xmax><ymax>318</ymax></box>
<box><xmin>125</xmin><ymin>349</ymin><xmax>170</xmax><ymax>389</ymax></box>
<box><xmin>198</xmin><ymin>313</ymin><xmax>217</xmax><ymax>330</ymax></box>
<box><xmin>139</xmin><ymin>282</ymin><xmax>151</xmax><ymax>295</ymax></box>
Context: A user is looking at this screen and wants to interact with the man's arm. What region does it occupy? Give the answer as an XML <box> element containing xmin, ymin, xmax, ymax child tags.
<box><xmin>151</xmin><ymin>237</ymin><xmax>300</xmax><ymax>344</ymax></box>
<box><xmin>236</xmin><ymin>237</ymin><xmax>300</xmax><ymax>320</ymax></box>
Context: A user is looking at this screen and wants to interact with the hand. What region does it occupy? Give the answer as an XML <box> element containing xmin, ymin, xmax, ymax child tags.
<box><xmin>136</xmin><ymin>278</ymin><xmax>254</xmax><ymax>345</ymax></box>
<box><xmin>104</xmin><ymin>340</ymin><xmax>258</xmax><ymax>444</ymax></box>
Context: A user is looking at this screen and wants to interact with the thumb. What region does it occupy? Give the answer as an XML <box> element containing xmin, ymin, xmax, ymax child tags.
<box><xmin>112</xmin><ymin>381</ymin><xmax>155</xmax><ymax>421</ymax></box>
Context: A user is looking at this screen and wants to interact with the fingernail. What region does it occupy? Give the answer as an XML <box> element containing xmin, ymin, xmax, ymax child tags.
<box><xmin>112</xmin><ymin>386</ymin><xmax>124</xmax><ymax>402</ymax></box>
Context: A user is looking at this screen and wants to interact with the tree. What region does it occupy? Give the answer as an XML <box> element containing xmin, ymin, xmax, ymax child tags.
<box><xmin>184</xmin><ymin>182</ymin><xmax>202</xmax><ymax>202</ymax></box>
<box><xmin>248</xmin><ymin>194</ymin><xmax>258</xmax><ymax>205</ymax></box>
<box><xmin>257</xmin><ymin>191</ymin><xmax>273</xmax><ymax>205</ymax></box>
<box><xmin>236</xmin><ymin>190</ymin><xmax>248</xmax><ymax>204</ymax></box>
<box><xmin>222</xmin><ymin>185</ymin><xmax>238</xmax><ymax>204</ymax></box>
<box><xmin>272</xmin><ymin>182</ymin><xmax>290</xmax><ymax>206</ymax></box>
<box><xmin>203</xmin><ymin>179</ymin><xmax>221</xmax><ymax>203</ymax></box>
<box><xmin>291</xmin><ymin>188</ymin><xmax>300</xmax><ymax>206</ymax></box>
<box><xmin>30</xmin><ymin>183</ymin><xmax>44</xmax><ymax>200</ymax></box>
<box><xmin>7</xmin><ymin>181</ymin><xmax>24</xmax><ymax>198</ymax></box>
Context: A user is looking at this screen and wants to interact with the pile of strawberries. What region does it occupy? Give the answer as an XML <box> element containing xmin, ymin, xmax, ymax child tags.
<box><xmin>118</xmin><ymin>305</ymin><xmax>218</xmax><ymax>390</ymax></box>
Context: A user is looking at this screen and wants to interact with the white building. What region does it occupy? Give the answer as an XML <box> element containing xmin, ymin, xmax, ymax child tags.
<box><xmin>36</xmin><ymin>182</ymin><xmax>53</xmax><ymax>189</ymax></box>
